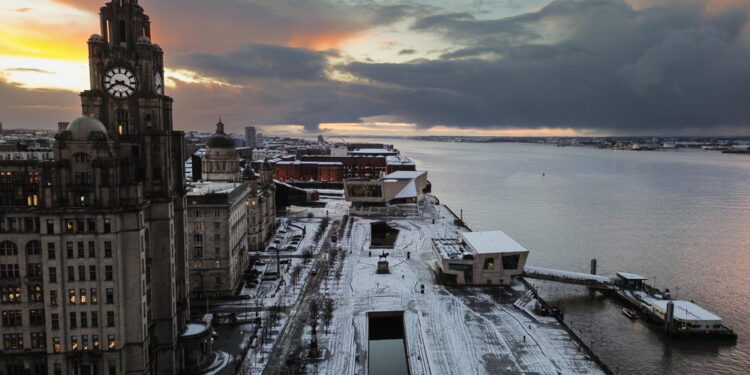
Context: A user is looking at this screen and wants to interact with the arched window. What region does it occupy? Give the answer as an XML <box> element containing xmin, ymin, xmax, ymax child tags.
<box><xmin>25</xmin><ymin>240</ymin><xmax>41</xmax><ymax>256</ymax></box>
<box><xmin>0</xmin><ymin>241</ymin><xmax>18</xmax><ymax>256</ymax></box>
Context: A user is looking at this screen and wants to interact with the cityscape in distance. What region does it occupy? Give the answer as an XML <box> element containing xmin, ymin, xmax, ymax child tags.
<box><xmin>0</xmin><ymin>1</ymin><xmax>748</xmax><ymax>375</ymax></box>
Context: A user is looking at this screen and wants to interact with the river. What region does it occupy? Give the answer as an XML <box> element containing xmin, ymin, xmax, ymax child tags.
<box><xmin>347</xmin><ymin>138</ymin><xmax>750</xmax><ymax>375</ymax></box>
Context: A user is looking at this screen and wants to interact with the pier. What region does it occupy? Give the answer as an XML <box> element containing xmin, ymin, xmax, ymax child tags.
<box><xmin>522</xmin><ymin>263</ymin><xmax>737</xmax><ymax>341</ymax></box>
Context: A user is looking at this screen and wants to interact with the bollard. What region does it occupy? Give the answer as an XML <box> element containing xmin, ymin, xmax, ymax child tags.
<box><xmin>420</xmin><ymin>284</ymin><xmax>425</xmax><ymax>294</ymax></box>
<box><xmin>407</xmin><ymin>251</ymin><xmax>411</xmax><ymax>260</ymax></box>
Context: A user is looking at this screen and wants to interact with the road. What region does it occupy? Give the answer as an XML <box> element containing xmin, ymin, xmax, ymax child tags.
<box><xmin>261</xmin><ymin>221</ymin><xmax>339</xmax><ymax>374</ymax></box>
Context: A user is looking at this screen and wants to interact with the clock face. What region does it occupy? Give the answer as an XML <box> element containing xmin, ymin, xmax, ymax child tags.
<box><xmin>155</xmin><ymin>72</ymin><xmax>164</xmax><ymax>95</ymax></box>
<box><xmin>103</xmin><ymin>67</ymin><xmax>137</xmax><ymax>99</ymax></box>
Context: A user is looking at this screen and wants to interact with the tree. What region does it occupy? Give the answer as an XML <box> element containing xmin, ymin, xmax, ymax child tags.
<box><xmin>322</xmin><ymin>298</ymin><xmax>335</xmax><ymax>334</ymax></box>
<box><xmin>309</xmin><ymin>298</ymin><xmax>320</xmax><ymax>333</ymax></box>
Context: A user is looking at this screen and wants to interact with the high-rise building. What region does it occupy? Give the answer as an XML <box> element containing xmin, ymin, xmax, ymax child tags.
<box><xmin>244</xmin><ymin>126</ymin><xmax>257</xmax><ymax>149</ymax></box>
<box><xmin>0</xmin><ymin>1</ymin><xmax>211</xmax><ymax>374</ymax></box>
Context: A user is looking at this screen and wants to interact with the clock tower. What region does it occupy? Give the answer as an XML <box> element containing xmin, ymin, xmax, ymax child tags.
<box><xmin>79</xmin><ymin>1</ymin><xmax>191</xmax><ymax>374</ymax></box>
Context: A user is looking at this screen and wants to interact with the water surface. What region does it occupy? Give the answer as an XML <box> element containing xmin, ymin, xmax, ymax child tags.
<box><xmin>351</xmin><ymin>138</ymin><xmax>750</xmax><ymax>375</ymax></box>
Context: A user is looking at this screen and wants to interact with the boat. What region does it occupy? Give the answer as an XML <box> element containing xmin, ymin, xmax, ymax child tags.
<box><xmin>623</xmin><ymin>307</ymin><xmax>638</xmax><ymax>320</ymax></box>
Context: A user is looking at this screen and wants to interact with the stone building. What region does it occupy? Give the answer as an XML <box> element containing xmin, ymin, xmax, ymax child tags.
<box><xmin>0</xmin><ymin>1</ymin><xmax>211</xmax><ymax>374</ymax></box>
<box><xmin>187</xmin><ymin>123</ymin><xmax>250</xmax><ymax>299</ymax></box>
<box><xmin>201</xmin><ymin>121</ymin><xmax>240</xmax><ymax>182</ymax></box>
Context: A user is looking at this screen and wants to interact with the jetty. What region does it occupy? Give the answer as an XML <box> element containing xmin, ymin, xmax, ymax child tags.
<box><xmin>522</xmin><ymin>262</ymin><xmax>737</xmax><ymax>341</ymax></box>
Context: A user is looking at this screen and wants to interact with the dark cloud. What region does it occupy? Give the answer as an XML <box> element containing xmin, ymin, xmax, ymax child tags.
<box><xmin>398</xmin><ymin>49</ymin><xmax>417</xmax><ymax>55</ymax></box>
<box><xmin>169</xmin><ymin>0</ymin><xmax>750</xmax><ymax>135</ymax></box>
<box><xmin>176</xmin><ymin>44</ymin><xmax>328</xmax><ymax>81</ymax></box>
<box><xmin>0</xmin><ymin>80</ymin><xmax>80</xmax><ymax>129</ymax></box>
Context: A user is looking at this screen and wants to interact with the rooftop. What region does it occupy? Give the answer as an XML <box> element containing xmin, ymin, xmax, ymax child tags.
<box><xmin>616</xmin><ymin>272</ymin><xmax>648</xmax><ymax>280</ymax></box>
<box><xmin>460</xmin><ymin>231</ymin><xmax>529</xmax><ymax>254</ymax></box>
<box><xmin>651</xmin><ymin>300</ymin><xmax>722</xmax><ymax>322</ymax></box>
<box><xmin>381</xmin><ymin>170</ymin><xmax>427</xmax><ymax>180</ymax></box>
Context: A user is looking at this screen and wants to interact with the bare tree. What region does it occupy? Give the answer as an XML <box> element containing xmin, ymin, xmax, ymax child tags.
<box><xmin>309</xmin><ymin>298</ymin><xmax>320</xmax><ymax>332</ymax></box>
<box><xmin>322</xmin><ymin>298</ymin><xmax>335</xmax><ymax>334</ymax></box>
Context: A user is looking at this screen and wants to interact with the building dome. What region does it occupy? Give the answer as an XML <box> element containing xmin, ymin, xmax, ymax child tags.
<box><xmin>206</xmin><ymin>120</ymin><xmax>235</xmax><ymax>149</ymax></box>
<box><xmin>137</xmin><ymin>36</ymin><xmax>151</xmax><ymax>45</ymax></box>
<box><xmin>88</xmin><ymin>34</ymin><xmax>104</xmax><ymax>43</ymax></box>
<box><xmin>66</xmin><ymin>115</ymin><xmax>108</xmax><ymax>140</ymax></box>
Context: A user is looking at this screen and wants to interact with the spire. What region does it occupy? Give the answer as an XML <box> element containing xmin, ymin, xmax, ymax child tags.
<box><xmin>216</xmin><ymin>118</ymin><xmax>225</xmax><ymax>134</ymax></box>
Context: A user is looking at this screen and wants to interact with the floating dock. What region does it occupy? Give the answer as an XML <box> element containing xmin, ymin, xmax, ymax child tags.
<box><xmin>523</xmin><ymin>265</ymin><xmax>737</xmax><ymax>340</ymax></box>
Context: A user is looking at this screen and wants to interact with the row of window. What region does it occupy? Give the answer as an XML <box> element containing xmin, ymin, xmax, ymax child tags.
<box><xmin>3</xmin><ymin>332</ymin><xmax>45</xmax><ymax>350</ymax></box>
<box><xmin>64</xmin><ymin>310</ymin><xmax>114</xmax><ymax>329</ymax></box>
<box><xmin>0</xmin><ymin>217</ymin><xmax>40</xmax><ymax>233</ymax></box>
<box><xmin>66</xmin><ymin>288</ymin><xmax>114</xmax><ymax>305</ymax></box>
<box><xmin>0</xmin><ymin>239</ymin><xmax>114</xmax><ymax>259</ymax></box>
<box><xmin>1</xmin><ymin>309</ymin><xmax>44</xmax><ymax>327</ymax></box>
<box><xmin>48</xmin><ymin>265</ymin><xmax>113</xmax><ymax>283</ymax></box>
<box><xmin>2</xmin><ymin>332</ymin><xmax>118</xmax><ymax>351</ymax></box>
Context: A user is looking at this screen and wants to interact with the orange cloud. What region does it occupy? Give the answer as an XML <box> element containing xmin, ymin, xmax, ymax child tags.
<box><xmin>288</xmin><ymin>30</ymin><xmax>365</xmax><ymax>51</ymax></box>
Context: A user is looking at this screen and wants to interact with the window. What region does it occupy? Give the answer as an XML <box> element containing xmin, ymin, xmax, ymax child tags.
<box><xmin>71</xmin><ymin>335</ymin><xmax>78</xmax><ymax>351</ymax></box>
<box><xmin>214</xmin><ymin>221</ymin><xmax>220</xmax><ymax>229</ymax></box>
<box><xmin>108</xmin><ymin>335</ymin><xmax>116</xmax><ymax>350</ymax></box>
<box><xmin>0</xmin><ymin>287</ymin><xmax>21</xmax><ymax>303</ymax></box>
<box><xmin>67</xmin><ymin>266</ymin><xmax>74</xmax><ymax>281</ymax></box>
<box><xmin>48</xmin><ymin>267</ymin><xmax>57</xmax><ymax>283</ymax></box>
<box><xmin>80</xmin><ymin>289</ymin><xmax>87</xmax><ymax>304</ymax></box>
<box><xmin>193</xmin><ymin>222</ymin><xmax>203</xmax><ymax>231</ymax></box>
<box><xmin>194</xmin><ymin>246</ymin><xmax>203</xmax><ymax>258</ymax></box>
<box><xmin>483</xmin><ymin>258</ymin><xmax>495</xmax><ymax>271</ymax></box>
<box><xmin>93</xmin><ymin>334</ymin><xmax>100</xmax><ymax>350</ymax></box>
<box><xmin>27</xmin><ymin>263</ymin><xmax>42</xmax><ymax>280</ymax></box>
<box><xmin>0</xmin><ymin>241</ymin><xmax>17</xmax><ymax>256</ymax></box>
<box><xmin>66</xmin><ymin>242</ymin><xmax>73</xmax><ymax>258</ymax></box>
<box><xmin>50</xmin><ymin>290</ymin><xmax>58</xmax><ymax>306</ymax></box>
<box><xmin>1</xmin><ymin>310</ymin><xmax>21</xmax><ymax>326</ymax></box>
<box><xmin>104</xmin><ymin>218</ymin><xmax>111</xmax><ymax>233</ymax></box>
<box><xmin>29</xmin><ymin>309</ymin><xmax>44</xmax><ymax>325</ymax></box>
<box><xmin>28</xmin><ymin>285</ymin><xmax>43</xmax><ymax>302</ymax></box>
<box><xmin>26</xmin><ymin>240</ymin><xmax>41</xmax><ymax>256</ymax></box>
<box><xmin>3</xmin><ymin>333</ymin><xmax>23</xmax><ymax>349</ymax></box>
<box><xmin>90</xmin><ymin>265</ymin><xmax>97</xmax><ymax>281</ymax></box>
<box><xmin>51</xmin><ymin>313</ymin><xmax>59</xmax><ymax>329</ymax></box>
<box><xmin>77</xmin><ymin>241</ymin><xmax>85</xmax><ymax>258</ymax></box>
<box><xmin>46</xmin><ymin>219</ymin><xmax>54</xmax><ymax>234</ymax></box>
<box><xmin>194</xmin><ymin>234</ymin><xmax>203</xmax><ymax>242</ymax></box>
<box><xmin>92</xmin><ymin>311</ymin><xmax>98</xmax><ymax>327</ymax></box>
<box><xmin>104</xmin><ymin>241</ymin><xmax>112</xmax><ymax>258</ymax></box>
<box><xmin>65</xmin><ymin>219</ymin><xmax>74</xmax><ymax>233</ymax></box>
<box><xmin>82</xmin><ymin>335</ymin><xmax>89</xmax><ymax>350</ymax></box>
<box><xmin>78</xmin><ymin>265</ymin><xmax>86</xmax><ymax>281</ymax></box>
<box><xmin>106</xmin><ymin>288</ymin><xmax>114</xmax><ymax>304</ymax></box>
<box><xmin>105</xmin><ymin>266</ymin><xmax>113</xmax><ymax>280</ymax></box>
<box><xmin>69</xmin><ymin>312</ymin><xmax>77</xmax><ymax>328</ymax></box>
<box><xmin>91</xmin><ymin>288</ymin><xmax>98</xmax><ymax>304</ymax></box>
<box><xmin>53</xmin><ymin>337</ymin><xmax>61</xmax><ymax>353</ymax></box>
<box><xmin>80</xmin><ymin>312</ymin><xmax>88</xmax><ymax>328</ymax></box>
<box><xmin>47</xmin><ymin>243</ymin><xmax>55</xmax><ymax>259</ymax></box>
<box><xmin>0</xmin><ymin>264</ymin><xmax>19</xmax><ymax>278</ymax></box>
<box><xmin>106</xmin><ymin>311</ymin><xmax>114</xmax><ymax>327</ymax></box>
<box><xmin>501</xmin><ymin>254</ymin><xmax>521</xmax><ymax>270</ymax></box>
<box><xmin>31</xmin><ymin>332</ymin><xmax>45</xmax><ymax>348</ymax></box>
<box><xmin>68</xmin><ymin>289</ymin><xmax>76</xmax><ymax>304</ymax></box>
<box><xmin>87</xmin><ymin>218</ymin><xmax>96</xmax><ymax>232</ymax></box>
<box><xmin>213</xmin><ymin>233</ymin><xmax>220</xmax><ymax>241</ymax></box>
<box><xmin>88</xmin><ymin>241</ymin><xmax>96</xmax><ymax>258</ymax></box>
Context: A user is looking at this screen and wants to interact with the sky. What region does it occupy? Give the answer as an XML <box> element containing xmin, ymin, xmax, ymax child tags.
<box><xmin>2</xmin><ymin>0</ymin><xmax>750</xmax><ymax>137</ymax></box>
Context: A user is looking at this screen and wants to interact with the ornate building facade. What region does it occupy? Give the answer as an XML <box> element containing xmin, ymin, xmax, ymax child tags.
<box><xmin>187</xmin><ymin>122</ymin><xmax>249</xmax><ymax>299</ymax></box>
<box><xmin>0</xmin><ymin>1</ymin><xmax>211</xmax><ymax>374</ymax></box>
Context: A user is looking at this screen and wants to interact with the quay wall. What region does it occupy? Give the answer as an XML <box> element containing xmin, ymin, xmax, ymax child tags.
<box><xmin>440</xmin><ymin>200</ymin><xmax>613</xmax><ymax>375</ymax></box>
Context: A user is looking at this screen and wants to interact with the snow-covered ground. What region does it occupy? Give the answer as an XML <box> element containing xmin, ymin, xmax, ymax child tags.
<box><xmin>276</xmin><ymin>200</ymin><xmax>607</xmax><ymax>375</ymax></box>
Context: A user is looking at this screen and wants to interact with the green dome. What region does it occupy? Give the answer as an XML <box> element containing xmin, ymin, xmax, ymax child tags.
<box><xmin>67</xmin><ymin>115</ymin><xmax>107</xmax><ymax>140</ymax></box>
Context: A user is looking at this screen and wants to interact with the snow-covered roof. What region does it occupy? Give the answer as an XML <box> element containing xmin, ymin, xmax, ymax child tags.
<box><xmin>181</xmin><ymin>322</ymin><xmax>210</xmax><ymax>337</ymax></box>
<box><xmin>394</xmin><ymin>180</ymin><xmax>417</xmax><ymax>199</ymax></box>
<box><xmin>382</xmin><ymin>170</ymin><xmax>427</xmax><ymax>180</ymax></box>
<box><xmin>616</xmin><ymin>272</ymin><xmax>647</xmax><ymax>280</ymax></box>
<box><xmin>651</xmin><ymin>300</ymin><xmax>722</xmax><ymax>322</ymax></box>
<box><xmin>525</xmin><ymin>266</ymin><xmax>611</xmax><ymax>284</ymax></box>
<box><xmin>386</xmin><ymin>155</ymin><xmax>415</xmax><ymax>165</ymax></box>
<box><xmin>460</xmin><ymin>231</ymin><xmax>529</xmax><ymax>254</ymax></box>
